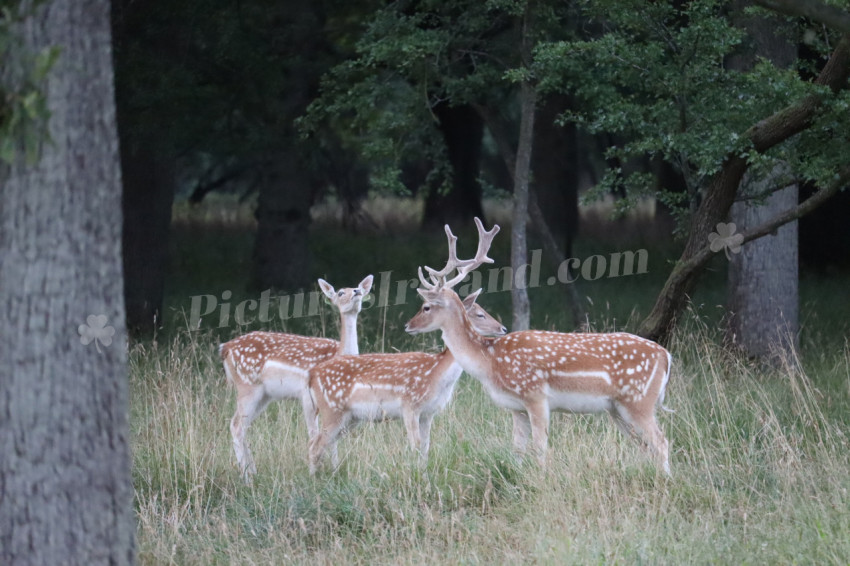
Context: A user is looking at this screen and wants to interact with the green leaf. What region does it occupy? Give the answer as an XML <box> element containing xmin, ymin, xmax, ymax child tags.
<box><xmin>0</xmin><ymin>135</ymin><xmax>15</xmax><ymax>164</ymax></box>
<box><xmin>33</xmin><ymin>46</ymin><xmax>61</xmax><ymax>82</ymax></box>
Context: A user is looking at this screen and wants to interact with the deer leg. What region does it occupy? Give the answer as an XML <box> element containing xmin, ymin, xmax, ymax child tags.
<box><xmin>525</xmin><ymin>399</ymin><xmax>550</xmax><ymax>466</ymax></box>
<box><xmin>403</xmin><ymin>407</ymin><xmax>422</xmax><ymax>453</ymax></box>
<box><xmin>301</xmin><ymin>390</ymin><xmax>319</xmax><ymax>442</ymax></box>
<box><xmin>329</xmin><ymin>438</ymin><xmax>340</xmax><ymax>469</ymax></box>
<box><xmin>231</xmin><ymin>387</ymin><xmax>269</xmax><ymax>481</ymax></box>
<box><xmin>309</xmin><ymin>411</ymin><xmax>349</xmax><ymax>475</ymax></box>
<box><xmin>511</xmin><ymin>410</ymin><xmax>532</xmax><ymax>455</ymax></box>
<box><xmin>418</xmin><ymin>412</ymin><xmax>435</xmax><ymax>464</ymax></box>
<box><xmin>610</xmin><ymin>405</ymin><xmax>671</xmax><ymax>476</ymax></box>
<box><xmin>302</xmin><ymin>390</ymin><xmax>340</xmax><ymax>468</ymax></box>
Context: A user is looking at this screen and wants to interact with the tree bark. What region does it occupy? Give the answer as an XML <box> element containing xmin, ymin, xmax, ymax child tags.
<box><xmin>422</xmin><ymin>103</ymin><xmax>486</xmax><ymax>230</ymax></box>
<box><xmin>253</xmin><ymin>155</ymin><xmax>313</xmax><ymax>291</ymax></box>
<box><xmin>726</xmin><ymin>8</ymin><xmax>799</xmax><ymax>361</ymax></box>
<box><xmin>511</xmin><ymin>82</ymin><xmax>537</xmax><ymax>331</ymax></box>
<box><xmin>0</xmin><ymin>0</ymin><xmax>134</xmax><ymax>563</ymax></box>
<box><xmin>251</xmin><ymin>0</ymin><xmax>325</xmax><ymax>291</ymax></box>
<box><xmin>638</xmin><ymin>34</ymin><xmax>850</xmax><ymax>344</ymax></box>
<box><xmin>120</xmin><ymin>142</ymin><xmax>174</xmax><ymax>335</ymax></box>
<box><xmin>728</xmin><ymin>172</ymin><xmax>799</xmax><ymax>359</ymax></box>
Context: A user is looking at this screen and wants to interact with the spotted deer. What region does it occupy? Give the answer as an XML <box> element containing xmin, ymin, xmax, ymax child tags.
<box><xmin>405</xmin><ymin>219</ymin><xmax>673</xmax><ymax>475</ymax></box>
<box><xmin>307</xmin><ymin>289</ymin><xmax>507</xmax><ymax>474</ymax></box>
<box><xmin>220</xmin><ymin>275</ymin><xmax>372</xmax><ymax>480</ymax></box>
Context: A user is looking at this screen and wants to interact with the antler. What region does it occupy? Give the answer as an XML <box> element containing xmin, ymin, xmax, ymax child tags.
<box><xmin>417</xmin><ymin>217</ymin><xmax>500</xmax><ymax>292</ymax></box>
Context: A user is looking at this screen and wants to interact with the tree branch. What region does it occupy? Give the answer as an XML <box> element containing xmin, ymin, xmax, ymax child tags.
<box><xmin>738</xmin><ymin>167</ymin><xmax>850</xmax><ymax>246</ymax></box>
<box><xmin>753</xmin><ymin>0</ymin><xmax>850</xmax><ymax>35</ymax></box>
<box><xmin>672</xmin><ymin>167</ymin><xmax>850</xmax><ymax>288</ymax></box>
<box><xmin>638</xmin><ymin>34</ymin><xmax>850</xmax><ymax>343</ymax></box>
<box><xmin>188</xmin><ymin>164</ymin><xmax>250</xmax><ymax>204</ymax></box>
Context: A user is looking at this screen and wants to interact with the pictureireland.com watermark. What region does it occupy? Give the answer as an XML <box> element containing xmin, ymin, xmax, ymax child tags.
<box><xmin>187</xmin><ymin>247</ymin><xmax>650</xmax><ymax>329</ymax></box>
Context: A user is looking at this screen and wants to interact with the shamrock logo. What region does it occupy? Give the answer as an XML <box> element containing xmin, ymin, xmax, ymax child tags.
<box><xmin>708</xmin><ymin>222</ymin><xmax>744</xmax><ymax>260</ymax></box>
<box><xmin>78</xmin><ymin>314</ymin><xmax>115</xmax><ymax>353</ymax></box>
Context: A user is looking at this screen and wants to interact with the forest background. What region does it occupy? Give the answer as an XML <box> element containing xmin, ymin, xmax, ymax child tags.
<box><xmin>2</xmin><ymin>0</ymin><xmax>850</xmax><ymax>563</ymax></box>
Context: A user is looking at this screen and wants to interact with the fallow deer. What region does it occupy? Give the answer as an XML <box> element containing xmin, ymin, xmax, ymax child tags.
<box><xmin>220</xmin><ymin>275</ymin><xmax>372</xmax><ymax>480</ymax></box>
<box><xmin>307</xmin><ymin>289</ymin><xmax>506</xmax><ymax>474</ymax></box>
<box><xmin>405</xmin><ymin>219</ymin><xmax>673</xmax><ymax>475</ymax></box>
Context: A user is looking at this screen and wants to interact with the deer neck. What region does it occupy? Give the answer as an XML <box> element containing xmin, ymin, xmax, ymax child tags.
<box><xmin>337</xmin><ymin>311</ymin><xmax>359</xmax><ymax>355</ymax></box>
<box><xmin>433</xmin><ymin>348</ymin><xmax>459</xmax><ymax>377</ymax></box>
<box><xmin>439</xmin><ymin>304</ymin><xmax>492</xmax><ymax>380</ymax></box>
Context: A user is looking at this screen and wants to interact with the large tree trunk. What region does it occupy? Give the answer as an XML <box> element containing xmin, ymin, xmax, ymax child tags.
<box><xmin>728</xmin><ymin>172</ymin><xmax>799</xmax><ymax>358</ymax></box>
<box><xmin>532</xmin><ymin>94</ymin><xmax>579</xmax><ymax>265</ymax></box>
<box><xmin>251</xmin><ymin>0</ymin><xmax>325</xmax><ymax>291</ymax></box>
<box><xmin>726</xmin><ymin>9</ymin><xmax>799</xmax><ymax>360</ymax></box>
<box><xmin>253</xmin><ymin>155</ymin><xmax>313</xmax><ymax>291</ymax></box>
<box><xmin>120</xmin><ymin>142</ymin><xmax>174</xmax><ymax>335</ymax></box>
<box><xmin>422</xmin><ymin>103</ymin><xmax>486</xmax><ymax>230</ymax></box>
<box><xmin>0</xmin><ymin>0</ymin><xmax>134</xmax><ymax>563</ymax></box>
<box><xmin>638</xmin><ymin>34</ymin><xmax>850</xmax><ymax>345</ymax></box>
<box><xmin>112</xmin><ymin>0</ymin><xmax>175</xmax><ymax>336</ymax></box>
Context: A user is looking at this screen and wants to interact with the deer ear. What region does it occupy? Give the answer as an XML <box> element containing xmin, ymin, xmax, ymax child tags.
<box><xmin>358</xmin><ymin>274</ymin><xmax>374</xmax><ymax>296</ymax></box>
<box><xmin>318</xmin><ymin>278</ymin><xmax>335</xmax><ymax>300</ymax></box>
<box><xmin>462</xmin><ymin>288</ymin><xmax>483</xmax><ymax>307</ymax></box>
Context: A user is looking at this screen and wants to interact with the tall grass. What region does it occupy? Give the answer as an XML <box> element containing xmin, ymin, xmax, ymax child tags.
<box><xmin>131</xmin><ymin>312</ymin><xmax>850</xmax><ymax>564</ymax></box>
<box><xmin>135</xmin><ymin>196</ymin><xmax>850</xmax><ymax>563</ymax></box>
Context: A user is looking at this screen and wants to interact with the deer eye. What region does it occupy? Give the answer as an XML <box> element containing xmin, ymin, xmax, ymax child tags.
<box><xmin>423</xmin><ymin>306</ymin><xmax>431</xmax><ymax>312</ymax></box>
<box><xmin>338</xmin><ymin>290</ymin><xmax>344</xmax><ymax>296</ymax></box>
<box><xmin>477</xmin><ymin>313</ymin><xmax>484</xmax><ymax>318</ymax></box>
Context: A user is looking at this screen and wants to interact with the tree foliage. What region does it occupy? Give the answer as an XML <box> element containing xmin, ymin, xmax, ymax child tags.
<box><xmin>535</xmin><ymin>0</ymin><xmax>848</xmax><ymax>231</ymax></box>
<box><xmin>300</xmin><ymin>0</ymin><xmax>540</xmax><ymax>194</ymax></box>
<box><xmin>0</xmin><ymin>2</ymin><xmax>59</xmax><ymax>163</ymax></box>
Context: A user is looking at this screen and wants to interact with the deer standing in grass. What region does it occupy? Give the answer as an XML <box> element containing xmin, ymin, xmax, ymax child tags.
<box><xmin>308</xmin><ymin>289</ymin><xmax>507</xmax><ymax>474</ymax></box>
<box><xmin>405</xmin><ymin>219</ymin><xmax>673</xmax><ymax>475</ymax></box>
<box><xmin>220</xmin><ymin>275</ymin><xmax>372</xmax><ymax>480</ymax></box>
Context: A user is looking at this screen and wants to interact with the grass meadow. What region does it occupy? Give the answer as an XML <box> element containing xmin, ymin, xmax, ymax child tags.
<box><xmin>133</xmin><ymin>197</ymin><xmax>850</xmax><ymax>564</ymax></box>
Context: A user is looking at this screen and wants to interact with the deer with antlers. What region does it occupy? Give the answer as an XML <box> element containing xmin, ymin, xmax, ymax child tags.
<box><xmin>220</xmin><ymin>275</ymin><xmax>372</xmax><ymax>480</ymax></box>
<box><xmin>307</xmin><ymin>290</ymin><xmax>507</xmax><ymax>474</ymax></box>
<box><xmin>405</xmin><ymin>219</ymin><xmax>673</xmax><ymax>475</ymax></box>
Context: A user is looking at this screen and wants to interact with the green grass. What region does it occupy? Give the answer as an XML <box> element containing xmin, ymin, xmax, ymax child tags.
<box><xmin>133</xmin><ymin>196</ymin><xmax>850</xmax><ymax>563</ymax></box>
<box><xmin>131</xmin><ymin>316</ymin><xmax>850</xmax><ymax>564</ymax></box>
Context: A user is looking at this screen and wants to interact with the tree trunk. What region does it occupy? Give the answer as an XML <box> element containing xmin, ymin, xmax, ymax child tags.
<box><xmin>422</xmin><ymin>103</ymin><xmax>486</xmax><ymax>230</ymax></box>
<box><xmin>0</xmin><ymin>0</ymin><xmax>134</xmax><ymax>563</ymax></box>
<box><xmin>474</xmin><ymin>99</ymin><xmax>587</xmax><ymax>329</ymax></box>
<box><xmin>532</xmin><ymin>94</ymin><xmax>579</xmax><ymax>265</ymax></box>
<box><xmin>511</xmin><ymin>82</ymin><xmax>537</xmax><ymax>331</ymax></box>
<box><xmin>510</xmin><ymin>2</ymin><xmax>537</xmax><ymax>331</ymax></box>
<box><xmin>120</xmin><ymin>142</ymin><xmax>174</xmax><ymax>335</ymax></box>
<box><xmin>728</xmin><ymin>172</ymin><xmax>799</xmax><ymax>358</ymax></box>
<box><xmin>112</xmin><ymin>0</ymin><xmax>175</xmax><ymax>336</ymax></box>
<box><xmin>252</xmin><ymin>0</ymin><xmax>326</xmax><ymax>292</ymax></box>
<box><xmin>726</xmin><ymin>8</ymin><xmax>799</xmax><ymax>361</ymax></box>
<box><xmin>253</xmin><ymin>156</ymin><xmax>313</xmax><ymax>291</ymax></box>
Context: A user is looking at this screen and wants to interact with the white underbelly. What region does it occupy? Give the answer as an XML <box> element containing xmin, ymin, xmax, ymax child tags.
<box><xmin>483</xmin><ymin>385</ymin><xmax>525</xmax><ymax>411</ymax></box>
<box><xmin>350</xmin><ymin>400</ymin><xmax>403</xmax><ymax>421</ymax></box>
<box><xmin>262</xmin><ymin>375</ymin><xmax>307</xmax><ymax>399</ymax></box>
<box><xmin>547</xmin><ymin>390</ymin><xmax>611</xmax><ymax>414</ymax></box>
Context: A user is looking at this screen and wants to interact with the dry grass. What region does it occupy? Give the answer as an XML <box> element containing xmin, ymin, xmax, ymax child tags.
<box><xmin>172</xmin><ymin>193</ymin><xmax>672</xmax><ymax>247</ymax></box>
<box><xmin>131</xmin><ymin>316</ymin><xmax>850</xmax><ymax>564</ymax></box>
<box><xmin>148</xmin><ymin>194</ymin><xmax>849</xmax><ymax>563</ymax></box>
